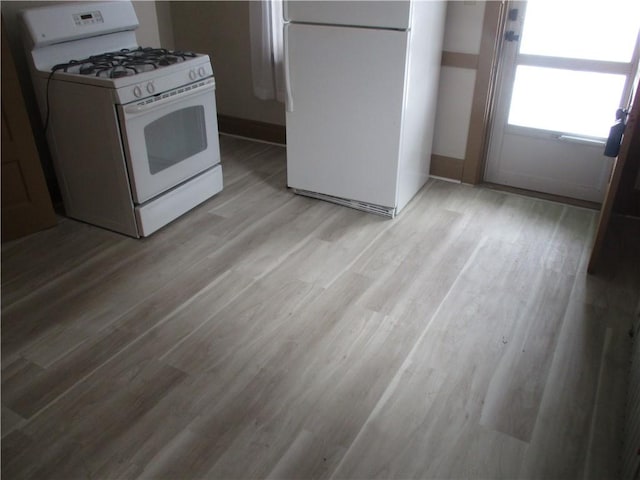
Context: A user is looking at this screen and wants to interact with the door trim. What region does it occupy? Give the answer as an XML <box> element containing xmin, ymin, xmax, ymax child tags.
<box><xmin>1</xmin><ymin>16</ymin><xmax>56</xmax><ymax>241</ymax></box>
<box><xmin>481</xmin><ymin>0</ymin><xmax>640</xmax><ymax>202</ymax></box>
<box><xmin>588</xmin><ymin>79</ymin><xmax>640</xmax><ymax>272</ymax></box>
<box><xmin>460</xmin><ymin>1</ymin><xmax>508</xmax><ymax>184</ymax></box>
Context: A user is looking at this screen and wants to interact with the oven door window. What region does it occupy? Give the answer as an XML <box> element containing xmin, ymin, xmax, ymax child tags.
<box><xmin>145</xmin><ymin>106</ymin><xmax>208</xmax><ymax>175</ymax></box>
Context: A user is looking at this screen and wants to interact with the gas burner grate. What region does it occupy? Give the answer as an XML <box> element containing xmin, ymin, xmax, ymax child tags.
<box><xmin>51</xmin><ymin>47</ymin><xmax>198</xmax><ymax>78</ymax></box>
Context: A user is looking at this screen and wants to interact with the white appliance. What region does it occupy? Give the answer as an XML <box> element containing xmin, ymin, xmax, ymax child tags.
<box><xmin>284</xmin><ymin>1</ymin><xmax>446</xmax><ymax>217</ymax></box>
<box><xmin>20</xmin><ymin>1</ymin><xmax>223</xmax><ymax>237</ymax></box>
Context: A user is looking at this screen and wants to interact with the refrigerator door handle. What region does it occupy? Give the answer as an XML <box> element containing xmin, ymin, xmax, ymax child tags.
<box><xmin>283</xmin><ymin>23</ymin><xmax>294</xmax><ymax>112</ymax></box>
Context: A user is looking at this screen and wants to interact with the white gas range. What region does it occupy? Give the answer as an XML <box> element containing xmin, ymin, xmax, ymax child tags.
<box><xmin>21</xmin><ymin>1</ymin><xmax>223</xmax><ymax>237</ymax></box>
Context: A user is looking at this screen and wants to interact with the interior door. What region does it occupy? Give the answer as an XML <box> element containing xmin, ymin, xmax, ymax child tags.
<box><xmin>485</xmin><ymin>1</ymin><xmax>640</xmax><ymax>203</ymax></box>
<box><xmin>1</xmin><ymin>19</ymin><xmax>56</xmax><ymax>242</ymax></box>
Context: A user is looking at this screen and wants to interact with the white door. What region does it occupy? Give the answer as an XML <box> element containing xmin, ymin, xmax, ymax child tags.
<box><xmin>485</xmin><ymin>1</ymin><xmax>640</xmax><ymax>203</ymax></box>
<box><xmin>284</xmin><ymin>23</ymin><xmax>408</xmax><ymax>208</ymax></box>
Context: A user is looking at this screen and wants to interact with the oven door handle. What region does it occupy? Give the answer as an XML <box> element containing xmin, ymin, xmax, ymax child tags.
<box><xmin>123</xmin><ymin>79</ymin><xmax>215</xmax><ymax>116</ymax></box>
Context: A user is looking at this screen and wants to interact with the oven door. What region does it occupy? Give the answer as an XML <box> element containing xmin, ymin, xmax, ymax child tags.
<box><xmin>117</xmin><ymin>79</ymin><xmax>220</xmax><ymax>204</ymax></box>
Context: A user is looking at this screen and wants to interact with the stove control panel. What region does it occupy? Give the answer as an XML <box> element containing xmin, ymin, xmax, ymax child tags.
<box><xmin>73</xmin><ymin>11</ymin><xmax>104</xmax><ymax>26</ymax></box>
<box><xmin>21</xmin><ymin>1</ymin><xmax>139</xmax><ymax>49</ymax></box>
<box><xmin>132</xmin><ymin>82</ymin><xmax>157</xmax><ymax>98</ymax></box>
<box><xmin>115</xmin><ymin>57</ymin><xmax>214</xmax><ymax>105</ymax></box>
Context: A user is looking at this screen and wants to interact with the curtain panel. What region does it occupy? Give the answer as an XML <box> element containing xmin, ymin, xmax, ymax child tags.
<box><xmin>249</xmin><ymin>0</ymin><xmax>285</xmax><ymax>102</ymax></box>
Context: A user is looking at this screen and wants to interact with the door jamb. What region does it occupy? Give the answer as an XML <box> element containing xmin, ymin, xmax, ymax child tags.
<box><xmin>461</xmin><ymin>1</ymin><xmax>509</xmax><ymax>185</ymax></box>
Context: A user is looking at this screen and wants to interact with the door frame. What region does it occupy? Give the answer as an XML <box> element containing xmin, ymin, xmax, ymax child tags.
<box><xmin>468</xmin><ymin>0</ymin><xmax>640</xmax><ymax>192</ymax></box>
<box><xmin>1</xmin><ymin>16</ymin><xmax>56</xmax><ymax>241</ymax></box>
<box><xmin>459</xmin><ymin>1</ymin><xmax>508</xmax><ymax>185</ymax></box>
<box><xmin>588</xmin><ymin>78</ymin><xmax>640</xmax><ymax>272</ymax></box>
<box><xmin>431</xmin><ymin>0</ymin><xmax>507</xmax><ymax>185</ymax></box>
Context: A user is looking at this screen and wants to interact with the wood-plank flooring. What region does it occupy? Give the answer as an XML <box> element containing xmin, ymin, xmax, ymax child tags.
<box><xmin>2</xmin><ymin>135</ymin><xmax>638</xmax><ymax>479</ymax></box>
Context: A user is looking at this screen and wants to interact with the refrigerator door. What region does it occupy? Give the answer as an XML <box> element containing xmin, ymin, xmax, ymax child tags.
<box><xmin>284</xmin><ymin>1</ymin><xmax>411</xmax><ymax>30</ymax></box>
<box><xmin>285</xmin><ymin>23</ymin><xmax>408</xmax><ymax>208</ymax></box>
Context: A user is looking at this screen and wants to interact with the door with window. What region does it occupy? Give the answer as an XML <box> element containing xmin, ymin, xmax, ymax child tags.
<box><xmin>485</xmin><ymin>1</ymin><xmax>640</xmax><ymax>203</ymax></box>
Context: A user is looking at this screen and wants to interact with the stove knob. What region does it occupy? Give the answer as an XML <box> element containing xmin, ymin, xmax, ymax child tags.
<box><xmin>146</xmin><ymin>82</ymin><xmax>155</xmax><ymax>94</ymax></box>
<box><xmin>189</xmin><ymin>69</ymin><xmax>197</xmax><ymax>81</ymax></box>
<box><xmin>133</xmin><ymin>85</ymin><xmax>142</xmax><ymax>98</ymax></box>
<box><xmin>198</xmin><ymin>66</ymin><xmax>206</xmax><ymax>78</ymax></box>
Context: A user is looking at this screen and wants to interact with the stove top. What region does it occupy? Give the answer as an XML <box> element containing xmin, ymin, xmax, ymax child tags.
<box><xmin>40</xmin><ymin>43</ymin><xmax>213</xmax><ymax>105</ymax></box>
<box><xmin>52</xmin><ymin>47</ymin><xmax>199</xmax><ymax>79</ymax></box>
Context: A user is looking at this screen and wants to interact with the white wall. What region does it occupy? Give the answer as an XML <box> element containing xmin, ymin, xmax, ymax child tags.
<box><xmin>433</xmin><ymin>67</ymin><xmax>477</xmax><ymax>160</ymax></box>
<box><xmin>442</xmin><ymin>0</ymin><xmax>485</xmax><ymax>55</ymax></box>
<box><xmin>169</xmin><ymin>1</ymin><xmax>286</xmax><ymax>126</ymax></box>
<box><xmin>432</xmin><ymin>1</ymin><xmax>486</xmax><ymax>164</ymax></box>
<box><xmin>132</xmin><ymin>1</ymin><xmax>174</xmax><ymax>48</ymax></box>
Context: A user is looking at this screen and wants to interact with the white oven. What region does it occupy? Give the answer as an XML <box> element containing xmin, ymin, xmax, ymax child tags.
<box><xmin>118</xmin><ymin>79</ymin><xmax>220</xmax><ymax>204</ymax></box>
<box><xmin>20</xmin><ymin>1</ymin><xmax>224</xmax><ymax>238</ymax></box>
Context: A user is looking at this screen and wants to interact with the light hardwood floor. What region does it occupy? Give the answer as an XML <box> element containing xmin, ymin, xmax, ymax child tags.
<box><xmin>2</xmin><ymin>135</ymin><xmax>638</xmax><ymax>479</ymax></box>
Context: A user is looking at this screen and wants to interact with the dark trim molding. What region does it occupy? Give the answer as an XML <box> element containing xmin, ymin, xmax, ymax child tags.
<box><xmin>217</xmin><ymin>115</ymin><xmax>286</xmax><ymax>145</ymax></box>
<box><xmin>461</xmin><ymin>1</ymin><xmax>506</xmax><ymax>185</ymax></box>
<box><xmin>484</xmin><ymin>182</ymin><xmax>600</xmax><ymax>210</ymax></box>
<box><xmin>430</xmin><ymin>154</ymin><xmax>464</xmax><ymax>181</ymax></box>
<box><xmin>441</xmin><ymin>51</ymin><xmax>479</xmax><ymax>70</ymax></box>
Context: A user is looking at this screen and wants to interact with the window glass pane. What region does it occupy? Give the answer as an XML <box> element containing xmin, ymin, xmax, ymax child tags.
<box><xmin>144</xmin><ymin>106</ymin><xmax>208</xmax><ymax>174</ymax></box>
<box><xmin>507</xmin><ymin>66</ymin><xmax>626</xmax><ymax>138</ymax></box>
<box><xmin>519</xmin><ymin>0</ymin><xmax>640</xmax><ymax>62</ymax></box>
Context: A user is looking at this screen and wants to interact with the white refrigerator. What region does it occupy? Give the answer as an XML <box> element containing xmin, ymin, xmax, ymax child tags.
<box><xmin>284</xmin><ymin>1</ymin><xmax>446</xmax><ymax>217</ymax></box>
